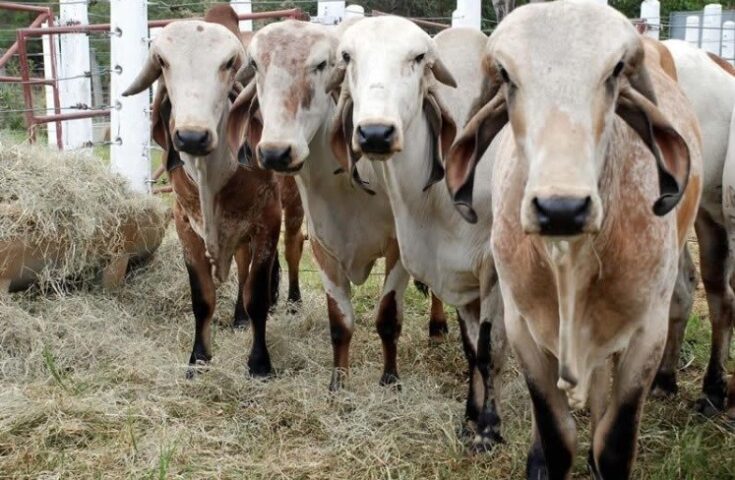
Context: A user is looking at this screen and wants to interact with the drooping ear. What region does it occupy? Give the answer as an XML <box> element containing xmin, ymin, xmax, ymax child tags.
<box><xmin>227</xmin><ymin>79</ymin><xmax>259</xmax><ymax>166</ymax></box>
<box><xmin>122</xmin><ymin>52</ymin><xmax>162</xmax><ymax>97</ymax></box>
<box><xmin>445</xmin><ymin>63</ymin><xmax>507</xmax><ymax>223</ymax></box>
<box><xmin>150</xmin><ymin>83</ymin><xmax>182</xmax><ymax>172</ymax></box>
<box><xmin>325</xmin><ymin>64</ymin><xmax>346</xmax><ymax>97</ymax></box>
<box><xmin>430</xmin><ymin>55</ymin><xmax>457</xmax><ymax>88</ymax></box>
<box><xmin>329</xmin><ymin>91</ymin><xmax>374</xmax><ymax>195</ymax></box>
<box><xmin>616</xmin><ymin>83</ymin><xmax>690</xmax><ymax>216</ymax></box>
<box><xmin>422</xmin><ymin>90</ymin><xmax>457</xmax><ymax>191</ymax></box>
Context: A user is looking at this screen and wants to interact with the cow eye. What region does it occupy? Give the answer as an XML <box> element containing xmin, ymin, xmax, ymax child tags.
<box><xmin>224</xmin><ymin>56</ymin><xmax>236</xmax><ymax>71</ymax></box>
<box><xmin>315</xmin><ymin>60</ymin><xmax>328</xmax><ymax>72</ymax></box>
<box><xmin>250</xmin><ymin>58</ymin><xmax>258</xmax><ymax>71</ymax></box>
<box><xmin>499</xmin><ymin>65</ymin><xmax>510</xmax><ymax>83</ymax></box>
<box><xmin>342</xmin><ymin>51</ymin><xmax>351</xmax><ymax>64</ymax></box>
<box><xmin>414</xmin><ymin>53</ymin><xmax>425</xmax><ymax>64</ymax></box>
<box><xmin>157</xmin><ymin>55</ymin><xmax>168</xmax><ymax>69</ymax></box>
<box><xmin>612</xmin><ymin>61</ymin><xmax>624</xmax><ymax>78</ymax></box>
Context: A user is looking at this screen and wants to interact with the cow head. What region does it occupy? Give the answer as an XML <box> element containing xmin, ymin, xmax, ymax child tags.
<box><xmin>328</xmin><ymin>16</ymin><xmax>457</xmax><ymax>190</ymax></box>
<box><xmin>445</xmin><ymin>0</ymin><xmax>691</xmax><ymax>231</ymax></box>
<box><xmin>123</xmin><ymin>5</ymin><xmax>244</xmax><ymax>157</ymax></box>
<box><xmin>227</xmin><ymin>20</ymin><xmax>338</xmax><ymax>173</ymax></box>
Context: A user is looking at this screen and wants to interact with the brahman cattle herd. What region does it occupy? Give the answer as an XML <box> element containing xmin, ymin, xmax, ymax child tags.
<box><xmin>122</xmin><ymin>1</ymin><xmax>735</xmax><ymax>478</ymax></box>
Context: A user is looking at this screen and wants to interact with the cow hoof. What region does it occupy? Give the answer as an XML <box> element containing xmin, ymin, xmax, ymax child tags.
<box><xmin>469</xmin><ymin>431</ymin><xmax>503</xmax><ymax>454</ymax></box>
<box><xmin>329</xmin><ymin>370</ymin><xmax>347</xmax><ymax>392</ymax></box>
<box><xmin>526</xmin><ymin>443</ymin><xmax>548</xmax><ymax>480</ymax></box>
<box><xmin>587</xmin><ymin>449</ymin><xmax>602</xmax><ymax>480</ymax></box>
<box><xmin>695</xmin><ymin>394</ymin><xmax>724</xmax><ymax>417</ymax></box>
<box><xmin>379</xmin><ymin>372</ymin><xmax>401</xmax><ymax>390</ymax></box>
<box><xmin>428</xmin><ymin>320</ymin><xmax>449</xmax><ymax>344</ymax></box>
<box><xmin>233</xmin><ymin>317</ymin><xmax>250</xmax><ymax>330</ymax></box>
<box><xmin>248</xmin><ymin>357</ymin><xmax>273</xmax><ymax>379</ymax></box>
<box><xmin>286</xmin><ymin>300</ymin><xmax>301</xmax><ymax>315</ymax></box>
<box><xmin>651</xmin><ymin>372</ymin><xmax>678</xmax><ymax>398</ymax></box>
<box><xmin>186</xmin><ymin>357</ymin><xmax>210</xmax><ymax>379</ymax></box>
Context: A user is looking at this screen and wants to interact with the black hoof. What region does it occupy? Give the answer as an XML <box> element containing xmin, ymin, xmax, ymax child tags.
<box><xmin>288</xmin><ymin>286</ymin><xmax>302</xmax><ymax>305</ymax></box>
<box><xmin>695</xmin><ymin>394</ymin><xmax>724</xmax><ymax>417</ymax></box>
<box><xmin>329</xmin><ymin>369</ymin><xmax>347</xmax><ymax>392</ymax></box>
<box><xmin>587</xmin><ymin>449</ymin><xmax>602</xmax><ymax>480</ymax></box>
<box><xmin>186</xmin><ymin>355</ymin><xmax>211</xmax><ymax>379</ymax></box>
<box><xmin>286</xmin><ymin>300</ymin><xmax>301</xmax><ymax>315</ymax></box>
<box><xmin>379</xmin><ymin>372</ymin><xmax>401</xmax><ymax>390</ymax></box>
<box><xmin>233</xmin><ymin>316</ymin><xmax>250</xmax><ymax>330</ymax></box>
<box><xmin>527</xmin><ymin>443</ymin><xmax>548</xmax><ymax>480</ymax></box>
<box><xmin>429</xmin><ymin>320</ymin><xmax>449</xmax><ymax>343</ymax></box>
<box><xmin>651</xmin><ymin>371</ymin><xmax>679</xmax><ymax>398</ymax></box>
<box><xmin>248</xmin><ymin>355</ymin><xmax>272</xmax><ymax>379</ymax></box>
<box><xmin>469</xmin><ymin>430</ymin><xmax>503</xmax><ymax>454</ymax></box>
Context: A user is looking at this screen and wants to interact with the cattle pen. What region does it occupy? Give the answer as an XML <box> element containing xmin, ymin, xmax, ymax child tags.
<box><xmin>1</xmin><ymin>1</ymin><xmax>735</xmax><ymax>479</ymax></box>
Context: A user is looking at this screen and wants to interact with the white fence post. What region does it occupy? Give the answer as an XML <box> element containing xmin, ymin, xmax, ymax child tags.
<box><xmin>702</xmin><ymin>3</ymin><xmax>723</xmax><ymax>54</ymax></box>
<box><xmin>58</xmin><ymin>0</ymin><xmax>93</xmax><ymax>149</ymax></box>
<box><xmin>723</xmin><ymin>20</ymin><xmax>735</xmax><ymax>64</ymax></box>
<box><xmin>344</xmin><ymin>5</ymin><xmax>365</xmax><ymax>19</ymax></box>
<box><xmin>640</xmin><ymin>0</ymin><xmax>661</xmax><ymax>40</ymax></box>
<box><xmin>110</xmin><ymin>0</ymin><xmax>150</xmax><ymax>193</ymax></box>
<box><xmin>315</xmin><ymin>1</ymin><xmax>346</xmax><ymax>25</ymax></box>
<box><xmin>685</xmin><ymin>15</ymin><xmax>701</xmax><ymax>46</ymax></box>
<box><xmin>42</xmin><ymin>21</ymin><xmax>59</xmax><ymax>147</ymax></box>
<box><xmin>452</xmin><ymin>0</ymin><xmax>481</xmax><ymax>30</ymax></box>
<box><xmin>230</xmin><ymin>0</ymin><xmax>253</xmax><ymax>32</ymax></box>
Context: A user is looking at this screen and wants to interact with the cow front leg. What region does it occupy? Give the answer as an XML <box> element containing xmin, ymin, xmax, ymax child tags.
<box><xmin>283</xmin><ymin>178</ymin><xmax>305</xmax><ymax>309</ymax></box>
<box><xmin>695</xmin><ymin>212</ymin><xmax>735</xmax><ymax>415</ymax></box>
<box><xmin>175</xmin><ymin>207</ymin><xmax>217</xmax><ymax>378</ymax></box>
<box><xmin>244</xmin><ymin>227</ymin><xmax>280</xmax><ymax>378</ymax></box>
<box><xmin>457</xmin><ymin>287</ymin><xmax>506</xmax><ymax>453</ymax></box>
<box><xmin>653</xmin><ymin>245</ymin><xmax>696</xmax><ymax>396</ymax></box>
<box><xmin>504</xmin><ymin>298</ymin><xmax>575</xmax><ymax>479</ymax></box>
<box><xmin>429</xmin><ymin>293</ymin><xmax>449</xmax><ymax>342</ymax></box>
<box><xmin>591</xmin><ymin>312</ymin><xmax>667</xmax><ymax>480</ymax></box>
<box><xmin>376</xmin><ymin>240</ymin><xmax>409</xmax><ymax>387</ymax></box>
<box><xmin>312</xmin><ymin>239</ymin><xmax>355</xmax><ymax>391</ymax></box>
<box><xmin>233</xmin><ymin>244</ymin><xmax>252</xmax><ymax>329</ymax></box>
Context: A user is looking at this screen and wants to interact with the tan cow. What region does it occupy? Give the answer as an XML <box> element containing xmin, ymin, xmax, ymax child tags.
<box><xmin>228</xmin><ymin>20</ymin><xmax>449</xmax><ymax>391</ymax></box>
<box><xmin>123</xmin><ymin>5</ymin><xmax>281</xmax><ymax>377</ymax></box>
<box><xmin>446</xmin><ymin>1</ymin><xmax>702</xmax><ymax>478</ymax></box>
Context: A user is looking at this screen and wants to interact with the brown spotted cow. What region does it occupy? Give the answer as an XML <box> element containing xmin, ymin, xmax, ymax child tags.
<box><xmin>123</xmin><ymin>5</ymin><xmax>282</xmax><ymax>377</ymax></box>
<box><xmin>446</xmin><ymin>2</ymin><xmax>702</xmax><ymax>478</ymax></box>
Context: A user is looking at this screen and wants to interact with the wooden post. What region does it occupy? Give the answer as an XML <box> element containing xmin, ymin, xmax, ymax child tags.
<box><xmin>58</xmin><ymin>0</ymin><xmax>93</xmax><ymax>148</ymax></box>
<box><xmin>110</xmin><ymin>0</ymin><xmax>150</xmax><ymax>193</ymax></box>
<box><xmin>230</xmin><ymin>1</ymin><xmax>253</xmax><ymax>32</ymax></box>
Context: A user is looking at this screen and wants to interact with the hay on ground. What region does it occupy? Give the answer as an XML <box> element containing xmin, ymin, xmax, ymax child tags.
<box><xmin>0</xmin><ymin>134</ymin><xmax>169</xmax><ymax>292</ymax></box>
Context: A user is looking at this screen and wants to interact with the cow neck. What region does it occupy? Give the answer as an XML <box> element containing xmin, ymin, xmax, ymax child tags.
<box><xmin>180</xmin><ymin>113</ymin><xmax>239</xmax><ymax>283</ymax></box>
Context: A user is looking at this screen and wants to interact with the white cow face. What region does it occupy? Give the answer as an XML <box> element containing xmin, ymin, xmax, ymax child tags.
<box><xmin>446</xmin><ymin>0</ymin><xmax>691</xmax><ymax>233</ymax></box>
<box><xmin>227</xmin><ymin>21</ymin><xmax>337</xmax><ymax>173</ymax></box>
<box><xmin>124</xmin><ymin>20</ymin><xmax>244</xmax><ymax>157</ymax></box>
<box><xmin>335</xmin><ymin>16</ymin><xmax>457</xmax><ymax>161</ymax></box>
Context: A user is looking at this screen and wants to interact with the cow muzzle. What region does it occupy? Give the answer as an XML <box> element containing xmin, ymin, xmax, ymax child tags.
<box><xmin>173</xmin><ymin>128</ymin><xmax>215</xmax><ymax>156</ymax></box>
<box><xmin>354</xmin><ymin>121</ymin><xmax>401</xmax><ymax>159</ymax></box>
<box><xmin>257</xmin><ymin>143</ymin><xmax>303</xmax><ymax>173</ymax></box>
<box><xmin>522</xmin><ymin>189</ymin><xmax>602</xmax><ymax>237</ymax></box>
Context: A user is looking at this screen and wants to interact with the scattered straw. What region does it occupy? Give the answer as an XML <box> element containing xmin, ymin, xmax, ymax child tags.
<box><xmin>0</xmin><ymin>134</ymin><xmax>168</xmax><ymax>291</ymax></box>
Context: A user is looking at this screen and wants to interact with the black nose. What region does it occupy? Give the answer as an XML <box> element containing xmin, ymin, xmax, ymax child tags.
<box><xmin>174</xmin><ymin>129</ymin><xmax>211</xmax><ymax>155</ymax></box>
<box><xmin>533</xmin><ymin>196</ymin><xmax>591</xmax><ymax>236</ymax></box>
<box><xmin>259</xmin><ymin>145</ymin><xmax>292</xmax><ymax>171</ymax></box>
<box><xmin>357</xmin><ymin>124</ymin><xmax>395</xmax><ymax>154</ymax></box>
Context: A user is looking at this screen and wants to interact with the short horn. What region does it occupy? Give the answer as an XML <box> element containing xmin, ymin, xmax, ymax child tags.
<box><xmin>122</xmin><ymin>54</ymin><xmax>161</xmax><ymax>97</ymax></box>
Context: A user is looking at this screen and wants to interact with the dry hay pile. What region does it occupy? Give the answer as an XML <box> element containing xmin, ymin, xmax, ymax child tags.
<box><xmin>0</xmin><ymin>134</ymin><xmax>169</xmax><ymax>291</ymax></box>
